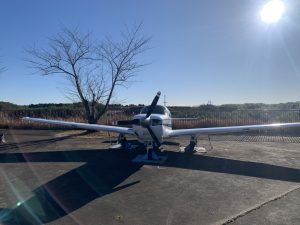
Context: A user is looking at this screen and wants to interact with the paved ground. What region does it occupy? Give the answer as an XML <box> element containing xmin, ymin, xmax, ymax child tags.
<box><xmin>0</xmin><ymin>129</ymin><xmax>300</xmax><ymax>225</ymax></box>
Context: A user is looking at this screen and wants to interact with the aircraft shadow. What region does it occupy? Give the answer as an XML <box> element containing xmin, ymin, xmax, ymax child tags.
<box><xmin>0</xmin><ymin>149</ymin><xmax>142</xmax><ymax>225</ymax></box>
<box><xmin>0</xmin><ymin>148</ymin><xmax>300</xmax><ymax>224</ymax></box>
<box><xmin>164</xmin><ymin>152</ymin><xmax>300</xmax><ymax>183</ymax></box>
<box><xmin>0</xmin><ymin>132</ymin><xmax>87</xmax><ymax>152</ymax></box>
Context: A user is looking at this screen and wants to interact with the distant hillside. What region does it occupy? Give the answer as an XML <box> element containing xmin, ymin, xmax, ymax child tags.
<box><xmin>0</xmin><ymin>101</ymin><xmax>19</xmax><ymax>110</ymax></box>
<box><xmin>26</xmin><ymin>102</ymin><xmax>84</xmax><ymax>110</ymax></box>
<box><xmin>1</xmin><ymin>101</ymin><xmax>300</xmax><ymax>112</ymax></box>
<box><xmin>196</xmin><ymin>102</ymin><xmax>300</xmax><ymax>111</ymax></box>
<box><xmin>1</xmin><ymin>101</ymin><xmax>300</xmax><ymax>129</ymax></box>
<box><xmin>0</xmin><ymin>102</ymin><xmax>84</xmax><ymax>111</ymax></box>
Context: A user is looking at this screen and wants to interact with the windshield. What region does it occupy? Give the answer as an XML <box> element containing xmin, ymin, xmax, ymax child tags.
<box><xmin>140</xmin><ymin>105</ymin><xmax>169</xmax><ymax>115</ymax></box>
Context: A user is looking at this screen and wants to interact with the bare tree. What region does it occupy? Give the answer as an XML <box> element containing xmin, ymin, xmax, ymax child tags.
<box><xmin>26</xmin><ymin>25</ymin><xmax>150</xmax><ymax>124</ymax></box>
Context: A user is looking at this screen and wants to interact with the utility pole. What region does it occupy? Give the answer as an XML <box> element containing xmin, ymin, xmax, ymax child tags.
<box><xmin>163</xmin><ymin>95</ymin><xmax>168</xmax><ymax>107</ymax></box>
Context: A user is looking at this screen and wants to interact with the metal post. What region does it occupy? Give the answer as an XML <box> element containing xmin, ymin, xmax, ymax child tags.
<box><xmin>0</xmin><ymin>133</ymin><xmax>6</xmax><ymax>143</ymax></box>
<box><xmin>208</xmin><ymin>135</ymin><xmax>213</xmax><ymax>150</ymax></box>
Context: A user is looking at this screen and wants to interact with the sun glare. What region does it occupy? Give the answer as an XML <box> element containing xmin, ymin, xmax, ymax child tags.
<box><xmin>260</xmin><ymin>0</ymin><xmax>285</xmax><ymax>23</ymax></box>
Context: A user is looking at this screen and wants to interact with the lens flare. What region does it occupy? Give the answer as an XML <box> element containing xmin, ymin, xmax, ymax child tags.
<box><xmin>260</xmin><ymin>0</ymin><xmax>285</xmax><ymax>23</ymax></box>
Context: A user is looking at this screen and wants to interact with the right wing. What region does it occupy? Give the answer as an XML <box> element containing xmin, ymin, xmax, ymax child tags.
<box><xmin>169</xmin><ymin>122</ymin><xmax>300</xmax><ymax>137</ymax></box>
<box><xmin>23</xmin><ymin>117</ymin><xmax>136</xmax><ymax>135</ymax></box>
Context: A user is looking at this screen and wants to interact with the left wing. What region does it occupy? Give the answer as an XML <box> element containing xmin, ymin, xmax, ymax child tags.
<box><xmin>23</xmin><ymin>117</ymin><xmax>136</xmax><ymax>135</ymax></box>
<box><xmin>169</xmin><ymin>122</ymin><xmax>300</xmax><ymax>137</ymax></box>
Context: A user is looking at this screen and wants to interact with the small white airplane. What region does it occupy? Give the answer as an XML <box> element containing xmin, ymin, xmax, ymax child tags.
<box><xmin>23</xmin><ymin>91</ymin><xmax>300</xmax><ymax>161</ymax></box>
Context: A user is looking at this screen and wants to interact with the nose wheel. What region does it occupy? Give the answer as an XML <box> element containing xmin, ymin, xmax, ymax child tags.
<box><xmin>143</xmin><ymin>142</ymin><xmax>159</xmax><ymax>161</ymax></box>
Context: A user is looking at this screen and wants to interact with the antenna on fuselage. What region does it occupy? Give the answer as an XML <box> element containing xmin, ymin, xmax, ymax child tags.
<box><xmin>163</xmin><ymin>94</ymin><xmax>168</xmax><ymax>107</ymax></box>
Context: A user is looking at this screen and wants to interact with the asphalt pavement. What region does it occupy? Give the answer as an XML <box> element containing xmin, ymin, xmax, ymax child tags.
<box><xmin>0</xmin><ymin>129</ymin><xmax>299</xmax><ymax>225</ymax></box>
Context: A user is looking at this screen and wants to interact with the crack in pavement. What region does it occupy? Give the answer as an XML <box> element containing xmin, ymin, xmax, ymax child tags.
<box><xmin>215</xmin><ymin>185</ymin><xmax>300</xmax><ymax>225</ymax></box>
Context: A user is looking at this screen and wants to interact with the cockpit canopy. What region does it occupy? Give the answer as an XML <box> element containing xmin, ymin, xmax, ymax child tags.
<box><xmin>140</xmin><ymin>105</ymin><xmax>171</xmax><ymax>117</ymax></box>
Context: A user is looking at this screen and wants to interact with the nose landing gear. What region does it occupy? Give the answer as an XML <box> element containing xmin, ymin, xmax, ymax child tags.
<box><xmin>132</xmin><ymin>141</ymin><xmax>167</xmax><ymax>163</ymax></box>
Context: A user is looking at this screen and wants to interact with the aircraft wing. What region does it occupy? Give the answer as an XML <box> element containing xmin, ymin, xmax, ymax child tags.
<box><xmin>23</xmin><ymin>117</ymin><xmax>136</xmax><ymax>135</ymax></box>
<box><xmin>169</xmin><ymin>122</ymin><xmax>300</xmax><ymax>137</ymax></box>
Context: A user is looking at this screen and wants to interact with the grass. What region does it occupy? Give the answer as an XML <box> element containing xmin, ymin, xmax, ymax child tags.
<box><xmin>1</xmin><ymin>110</ymin><xmax>300</xmax><ymax>132</ymax></box>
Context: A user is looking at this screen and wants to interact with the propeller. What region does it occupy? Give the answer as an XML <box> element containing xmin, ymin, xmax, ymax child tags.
<box><xmin>146</xmin><ymin>126</ymin><xmax>161</xmax><ymax>149</ymax></box>
<box><xmin>145</xmin><ymin>91</ymin><xmax>161</xmax><ymax>118</ymax></box>
<box><xmin>116</xmin><ymin>91</ymin><xmax>162</xmax><ymax>149</ymax></box>
<box><xmin>141</xmin><ymin>91</ymin><xmax>162</xmax><ymax>149</ymax></box>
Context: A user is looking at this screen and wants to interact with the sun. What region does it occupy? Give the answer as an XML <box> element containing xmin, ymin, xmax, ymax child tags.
<box><xmin>260</xmin><ymin>0</ymin><xmax>285</xmax><ymax>23</ymax></box>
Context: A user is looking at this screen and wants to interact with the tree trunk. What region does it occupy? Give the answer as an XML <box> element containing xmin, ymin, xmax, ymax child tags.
<box><xmin>87</xmin><ymin>115</ymin><xmax>97</xmax><ymax>124</ymax></box>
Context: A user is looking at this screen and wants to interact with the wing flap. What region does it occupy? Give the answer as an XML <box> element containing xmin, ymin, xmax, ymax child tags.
<box><xmin>23</xmin><ymin>117</ymin><xmax>136</xmax><ymax>135</ymax></box>
<box><xmin>169</xmin><ymin>122</ymin><xmax>300</xmax><ymax>137</ymax></box>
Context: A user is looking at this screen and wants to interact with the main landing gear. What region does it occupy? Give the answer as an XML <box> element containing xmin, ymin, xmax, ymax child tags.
<box><xmin>109</xmin><ymin>134</ymin><xmax>132</xmax><ymax>150</ymax></box>
<box><xmin>184</xmin><ymin>136</ymin><xmax>198</xmax><ymax>153</ymax></box>
<box><xmin>181</xmin><ymin>136</ymin><xmax>213</xmax><ymax>154</ymax></box>
<box><xmin>118</xmin><ymin>134</ymin><xmax>132</xmax><ymax>150</ymax></box>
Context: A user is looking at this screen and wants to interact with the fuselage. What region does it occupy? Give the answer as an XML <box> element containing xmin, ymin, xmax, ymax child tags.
<box><xmin>132</xmin><ymin>105</ymin><xmax>172</xmax><ymax>144</ymax></box>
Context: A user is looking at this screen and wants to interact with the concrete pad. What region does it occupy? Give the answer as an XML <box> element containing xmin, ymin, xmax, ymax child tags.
<box><xmin>222</xmin><ymin>186</ymin><xmax>300</xmax><ymax>225</ymax></box>
<box><xmin>0</xmin><ymin>130</ymin><xmax>300</xmax><ymax>225</ymax></box>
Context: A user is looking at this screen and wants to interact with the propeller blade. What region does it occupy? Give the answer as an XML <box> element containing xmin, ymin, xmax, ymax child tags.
<box><xmin>145</xmin><ymin>91</ymin><xmax>161</xmax><ymax>118</ymax></box>
<box><xmin>146</xmin><ymin>126</ymin><xmax>161</xmax><ymax>148</ymax></box>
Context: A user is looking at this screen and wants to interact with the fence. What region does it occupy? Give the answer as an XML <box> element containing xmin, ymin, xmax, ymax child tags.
<box><xmin>1</xmin><ymin>109</ymin><xmax>300</xmax><ymax>130</ymax></box>
<box><xmin>171</xmin><ymin>110</ymin><xmax>300</xmax><ymax>129</ymax></box>
<box><xmin>0</xmin><ymin>109</ymin><xmax>131</xmax><ymax>129</ymax></box>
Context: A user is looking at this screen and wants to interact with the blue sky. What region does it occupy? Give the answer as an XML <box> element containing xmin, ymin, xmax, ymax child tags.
<box><xmin>1</xmin><ymin>0</ymin><xmax>300</xmax><ymax>106</ymax></box>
